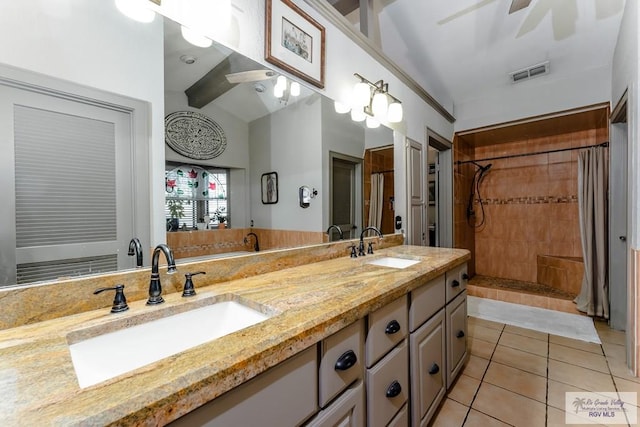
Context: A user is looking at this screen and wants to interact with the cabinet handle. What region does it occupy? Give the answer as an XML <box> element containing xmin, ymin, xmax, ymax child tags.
<box><xmin>385</xmin><ymin>320</ymin><xmax>401</xmax><ymax>335</ymax></box>
<box><xmin>428</xmin><ymin>363</ymin><xmax>440</xmax><ymax>375</ymax></box>
<box><xmin>334</xmin><ymin>350</ymin><xmax>358</xmax><ymax>371</ymax></box>
<box><xmin>451</xmin><ymin>280</ymin><xmax>460</xmax><ymax>288</ymax></box>
<box><xmin>456</xmin><ymin>330</ymin><xmax>465</xmax><ymax>338</ymax></box>
<box><xmin>385</xmin><ymin>380</ymin><xmax>402</xmax><ymax>398</ymax></box>
<box><xmin>462</xmin><ymin>273</ymin><xmax>469</xmax><ymax>281</ymax></box>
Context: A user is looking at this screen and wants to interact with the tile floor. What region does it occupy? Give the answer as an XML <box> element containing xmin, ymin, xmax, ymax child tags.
<box><xmin>430</xmin><ymin>316</ymin><xmax>639</xmax><ymax>426</ymax></box>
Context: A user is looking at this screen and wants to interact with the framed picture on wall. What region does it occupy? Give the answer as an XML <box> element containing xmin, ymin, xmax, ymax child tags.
<box><xmin>261</xmin><ymin>172</ymin><xmax>279</xmax><ymax>204</ymax></box>
<box><xmin>265</xmin><ymin>0</ymin><xmax>325</xmax><ymax>88</ymax></box>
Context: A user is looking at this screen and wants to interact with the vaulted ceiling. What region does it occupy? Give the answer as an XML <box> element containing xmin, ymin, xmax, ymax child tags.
<box><xmin>337</xmin><ymin>0</ymin><xmax>626</xmax><ymax>130</ymax></box>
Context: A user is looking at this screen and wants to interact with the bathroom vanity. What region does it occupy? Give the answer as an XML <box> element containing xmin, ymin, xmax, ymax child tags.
<box><xmin>0</xmin><ymin>241</ymin><xmax>469</xmax><ymax>426</ymax></box>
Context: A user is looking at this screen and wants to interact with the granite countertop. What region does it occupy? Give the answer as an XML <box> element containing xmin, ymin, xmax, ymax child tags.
<box><xmin>0</xmin><ymin>245</ymin><xmax>469</xmax><ymax>426</ymax></box>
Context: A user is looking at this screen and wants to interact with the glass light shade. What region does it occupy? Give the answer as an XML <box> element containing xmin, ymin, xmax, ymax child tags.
<box><xmin>334</xmin><ymin>101</ymin><xmax>350</xmax><ymax>114</ymax></box>
<box><xmin>352</xmin><ymin>82</ymin><xmax>370</xmax><ymax>107</ymax></box>
<box><xmin>387</xmin><ymin>102</ymin><xmax>403</xmax><ymax>123</ymax></box>
<box><xmin>366</xmin><ymin>116</ymin><xmax>380</xmax><ymax>128</ymax></box>
<box><xmin>371</xmin><ymin>92</ymin><xmax>389</xmax><ymax>118</ymax></box>
<box><xmin>276</xmin><ymin>75</ymin><xmax>287</xmax><ymax>89</ymax></box>
<box><xmin>115</xmin><ymin>0</ymin><xmax>155</xmax><ymax>23</ymax></box>
<box><xmin>181</xmin><ymin>26</ymin><xmax>213</xmax><ymax>48</ymax></box>
<box><xmin>290</xmin><ymin>82</ymin><xmax>301</xmax><ymax>97</ymax></box>
<box><xmin>210</xmin><ymin>0</ymin><xmax>231</xmax><ymax>32</ymax></box>
<box><xmin>274</xmin><ymin>84</ymin><xmax>285</xmax><ymax>98</ymax></box>
<box><xmin>350</xmin><ymin>108</ymin><xmax>366</xmax><ymax>122</ymax></box>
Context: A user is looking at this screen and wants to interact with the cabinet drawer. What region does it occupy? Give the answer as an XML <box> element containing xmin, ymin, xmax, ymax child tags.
<box><xmin>409</xmin><ymin>274</ymin><xmax>445</xmax><ymax>332</ymax></box>
<box><xmin>319</xmin><ymin>320</ymin><xmax>364</xmax><ymax>408</ymax></box>
<box><xmin>366</xmin><ymin>340</ymin><xmax>408</xmax><ymax>427</ymax></box>
<box><xmin>170</xmin><ymin>345</ymin><xmax>317</xmax><ymax>426</ymax></box>
<box><xmin>446</xmin><ymin>291</ymin><xmax>468</xmax><ymax>389</ymax></box>
<box><xmin>446</xmin><ymin>263</ymin><xmax>468</xmax><ymax>303</ymax></box>
<box><xmin>410</xmin><ymin>310</ymin><xmax>446</xmax><ymax>426</ymax></box>
<box><xmin>305</xmin><ymin>380</ymin><xmax>364</xmax><ymax>427</ymax></box>
<box><xmin>387</xmin><ymin>403</ymin><xmax>408</xmax><ymax>427</ymax></box>
<box><xmin>366</xmin><ymin>296</ymin><xmax>407</xmax><ymax>367</ymax></box>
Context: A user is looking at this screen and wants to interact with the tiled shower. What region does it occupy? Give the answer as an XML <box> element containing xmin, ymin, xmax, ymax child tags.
<box><xmin>453</xmin><ymin>107</ymin><xmax>609</xmax><ymax>312</ymax></box>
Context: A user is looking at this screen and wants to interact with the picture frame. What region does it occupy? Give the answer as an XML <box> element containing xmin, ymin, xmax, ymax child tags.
<box><xmin>265</xmin><ymin>0</ymin><xmax>325</xmax><ymax>89</ymax></box>
<box><xmin>261</xmin><ymin>172</ymin><xmax>279</xmax><ymax>204</ymax></box>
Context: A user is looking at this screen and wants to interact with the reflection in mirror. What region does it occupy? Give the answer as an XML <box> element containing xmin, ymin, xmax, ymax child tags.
<box><xmin>0</xmin><ymin>7</ymin><xmax>399</xmax><ymax>287</ymax></box>
<box><xmin>162</xmin><ymin>17</ymin><xmax>396</xmax><ymax>261</ymax></box>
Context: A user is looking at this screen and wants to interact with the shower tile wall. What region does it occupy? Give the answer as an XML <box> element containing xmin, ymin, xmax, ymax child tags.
<box><xmin>471</xmin><ymin>127</ymin><xmax>607</xmax><ymax>283</ymax></box>
<box><xmin>453</xmin><ymin>136</ymin><xmax>476</xmax><ymax>276</ymax></box>
<box><xmin>363</xmin><ymin>148</ymin><xmax>395</xmax><ymax>234</ymax></box>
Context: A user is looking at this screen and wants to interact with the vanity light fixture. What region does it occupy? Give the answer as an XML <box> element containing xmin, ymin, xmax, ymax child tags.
<box><xmin>366</xmin><ymin>115</ymin><xmax>380</xmax><ymax>128</ymax></box>
<box><xmin>115</xmin><ymin>0</ymin><xmax>156</xmax><ymax>23</ymax></box>
<box><xmin>334</xmin><ymin>101</ymin><xmax>350</xmax><ymax>114</ymax></box>
<box><xmin>348</xmin><ymin>73</ymin><xmax>404</xmax><ymax>124</ymax></box>
<box><xmin>273</xmin><ymin>76</ymin><xmax>301</xmax><ymax>102</ymax></box>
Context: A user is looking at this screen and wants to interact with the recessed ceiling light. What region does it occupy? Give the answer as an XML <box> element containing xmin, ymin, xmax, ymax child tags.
<box><xmin>180</xmin><ymin>55</ymin><xmax>197</xmax><ymax>65</ymax></box>
<box><xmin>254</xmin><ymin>83</ymin><xmax>266</xmax><ymax>93</ymax></box>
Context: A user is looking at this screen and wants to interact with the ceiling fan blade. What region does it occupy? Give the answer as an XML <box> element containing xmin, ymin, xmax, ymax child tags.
<box><xmin>437</xmin><ymin>0</ymin><xmax>497</xmax><ymax>25</ymax></box>
<box><xmin>509</xmin><ymin>0</ymin><xmax>532</xmax><ymax>14</ymax></box>
<box><xmin>225</xmin><ymin>70</ymin><xmax>276</xmax><ymax>84</ymax></box>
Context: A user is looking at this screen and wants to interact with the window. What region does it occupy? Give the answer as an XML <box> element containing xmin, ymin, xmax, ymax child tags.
<box><xmin>165</xmin><ymin>164</ymin><xmax>229</xmax><ymax>229</ymax></box>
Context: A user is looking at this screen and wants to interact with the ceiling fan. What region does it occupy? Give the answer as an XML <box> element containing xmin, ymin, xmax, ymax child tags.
<box><xmin>225</xmin><ymin>69</ymin><xmax>276</xmax><ymax>84</ymax></box>
<box><xmin>437</xmin><ymin>0</ymin><xmax>532</xmax><ymax>26</ymax></box>
<box><xmin>437</xmin><ymin>0</ymin><xmax>594</xmax><ymax>41</ymax></box>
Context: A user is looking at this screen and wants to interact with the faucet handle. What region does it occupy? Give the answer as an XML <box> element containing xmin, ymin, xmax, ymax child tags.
<box><xmin>349</xmin><ymin>245</ymin><xmax>358</xmax><ymax>258</ymax></box>
<box><xmin>94</xmin><ymin>284</ymin><xmax>129</xmax><ymax>313</ymax></box>
<box><xmin>367</xmin><ymin>241</ymin><xmax>375</xmax><ymax>254</ymax></box>
<box><xmin>182</xmin><ymin>271</ymin><xmax>206</xmax><ymax>297</ymax></box>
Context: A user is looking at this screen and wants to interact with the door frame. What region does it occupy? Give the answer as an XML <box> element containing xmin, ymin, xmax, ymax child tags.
<box><xmin>427</xmin><ymin>128</ymin><xmax>453</xmax><ymax>248</ymax></box>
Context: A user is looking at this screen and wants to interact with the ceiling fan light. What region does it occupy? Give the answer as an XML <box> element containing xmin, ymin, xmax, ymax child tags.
<box><xmin>387</xmin><ymin>102</ymin><xmax>403</xmax><ymax>123</ymax></box>
<box><xmin>352</xmin><ymin>82</ymin><xmax>370</xmax><ymax>108</ymax></box>
<box><xmin>371</xmin><ymin>92</ymin><xmax>388</xmax><ymax>118</ymax></box>
<box><xmin>276</xmin><ymin>75</ymin><xmax>287</xmax><ymax>89</ymax></box>
<box><xmin>366</xmin><ymin>116</ymin><xmax>380</xmax><ymax>128</ymax></box>
<box><xmin>181</xmin><ymin>26</ymin><xmax>212</xmax><ymax>48</ymax></box>
<box><xmin>115</xmin><ymin>0</ymin><xmax>156</xmax><ymax>23</ymax></box>
<box><xmin>334</xmin><ymin>101</ymin><xmax>350</xmax><ymax>114</ymax></box>
<box><xmin>290</xmin><ymin>82</ymin><xmax>300</xmax><ymax>97</ymax></box>
<box><xmin>351</xmin><ymin>108</ymin><xmax>366</xmax><ymax>122</ymax></box>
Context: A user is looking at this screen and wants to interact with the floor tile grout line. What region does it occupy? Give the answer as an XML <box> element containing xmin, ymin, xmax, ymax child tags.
<box><xmin>545</xmin><ymin>330</ymin><xmax>550</xmax><ymax>426</ymax></box>
<box><xmin>459</xmin><ymin>321</ymin><xmax>507</xmax><ymax>426</ymax></box>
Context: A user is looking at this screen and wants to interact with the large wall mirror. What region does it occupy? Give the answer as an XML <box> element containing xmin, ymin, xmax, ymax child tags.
<box><xmin>0</xmin><ymin>5</ymin><xmax>399</xmax><ymax>287</ymax></box>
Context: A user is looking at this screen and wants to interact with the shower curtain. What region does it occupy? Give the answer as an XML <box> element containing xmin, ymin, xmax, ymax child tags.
<box><xmin>575</xmin><ymin>146</ymin><xmax>609</xmax><ymax>318</ymax></box>
<box><xmin>368</xmin><ymin>173</ymin><xmax>384</xmax><ymax>229</ymax></box>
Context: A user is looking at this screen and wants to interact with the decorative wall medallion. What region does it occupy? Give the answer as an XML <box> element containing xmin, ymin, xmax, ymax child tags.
<box><xmin>165</xmin><ymin>111</ymin><xmax>227</xmax><ymax>160</ymax></box>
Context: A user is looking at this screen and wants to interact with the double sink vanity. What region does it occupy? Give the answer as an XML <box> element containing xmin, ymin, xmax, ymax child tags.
<box><xmin>0</xmin><ymin>236</ymin><xmax>469</xmax><ymax>426</ymax></box>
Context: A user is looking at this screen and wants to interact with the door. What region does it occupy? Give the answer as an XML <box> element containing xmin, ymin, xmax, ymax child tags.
<box><xmin>407</xmin><ymin>138</ymin><xmax>426</xmax><ymax>246</ymax></box>
<box><xmin>610</xmin><ymin>96</ymin><xmax>628</xmax><ymax>332</ymax></box>
<box><xmin>331</xmin><ymin>153</ymin><xmax>362</xmax><ymax>240</ymax></box>
<box><xmin>0</xmin><ymin>83</ymin><xmax>134</xmax><ymax>285</ymax></box>
<box><xmin>428</xmin><ymin>129</ymin><xmax>454</xmax><ymax>248</ymax></box>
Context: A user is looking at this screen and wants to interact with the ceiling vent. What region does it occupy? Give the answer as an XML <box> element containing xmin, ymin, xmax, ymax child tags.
<box><xmin>509</xmin><ymin>61</ymin><xmax>550</xmax><ymax>83</ymax></box>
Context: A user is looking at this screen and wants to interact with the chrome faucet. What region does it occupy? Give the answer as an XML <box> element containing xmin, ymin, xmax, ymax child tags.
<box><xmin>244</xmin><ymin>232</ymin><xmax>260</xmax><ymax>252</ymax></box>
<box><xmin>359</xmin><ymin>226</ymin><xmax>383</xmax><ymax>256</ymax></box>
<box><xmin>127</xmin><ymin>238</ymin><xmax>143</xmax><ymax>268</ymax></box>
<box><xmin>147</xmin><ymin>244</ymin><xmax>177</xmax><ymax>305</ymax></box>
<box><xmin>326</xmin><ymin>225</ymin><xmax>344</xmax><ymax>241</ymax></box>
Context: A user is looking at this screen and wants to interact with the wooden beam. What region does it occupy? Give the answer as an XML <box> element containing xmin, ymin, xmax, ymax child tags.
<box><xmin>185</xmin><ymin>52</ymin><xmax>266</xmax><ymax>109</ymax></box>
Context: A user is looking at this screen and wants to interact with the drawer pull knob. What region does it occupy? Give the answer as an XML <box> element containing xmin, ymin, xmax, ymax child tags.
<box><xmin>385</xmin><ymin>320</ymin><xmax>401</xmax><ymax>335</ymax></box>
<box><xmin>428</xmin><ymin>363</ymin><xmax>440</xmax><ymax>375</ymax></box>
<box><xmin>334</xmin><ymin>350</ymin><xmax>358</xmax><ymax>371</ymax></box>
<box><xmin>451</xmin><ymin>280</ymin><xmax>460</xmax><ymax>288</ymax></box>
<box><xmin>462</xmin><ymin>273</ymin><xmax>469</xmax><ymax>281</ymax></box>
<box><xmin>456</xmin><ymin>330</ymin><xmax>465</xmax><ymax>338</ymax></box>
<box><xmin>385</xmin><ymin>380</ymin><xmax>402</xmax><ymax>398</ymax></box>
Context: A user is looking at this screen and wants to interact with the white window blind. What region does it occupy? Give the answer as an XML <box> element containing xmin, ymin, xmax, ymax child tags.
<box><xmin>14</xmin><ymin>105</ymin><xmax>117</xmax><ymax>247</ymax></box>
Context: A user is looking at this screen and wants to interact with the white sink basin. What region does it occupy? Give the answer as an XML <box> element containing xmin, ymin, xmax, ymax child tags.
<box><xmin>367</xmin><ymin>257</ymin><xmax>420</xmax><ymax>269</ymax></box>
<box><xmin>68</xmin><ymin>297</ymin><xmax>274</xmax><ymax>388</ymax></box>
